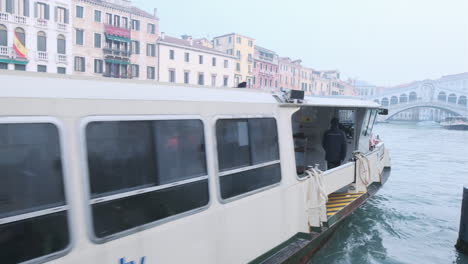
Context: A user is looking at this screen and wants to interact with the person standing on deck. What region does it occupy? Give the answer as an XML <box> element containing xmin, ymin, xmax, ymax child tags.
<box><xmin>322</xmin><ymin>118</ymin><xmax>347</xmax><ymax>170</ymax></box>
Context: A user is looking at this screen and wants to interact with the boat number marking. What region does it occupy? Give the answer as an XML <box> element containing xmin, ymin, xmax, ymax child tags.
<box><xmin>119</xmin><ymin>257</ymin><xmax>146</xmax><ymax>264</ymax></box>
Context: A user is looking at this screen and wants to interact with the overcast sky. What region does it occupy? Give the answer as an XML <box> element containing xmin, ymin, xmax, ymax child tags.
<box><xmin>134</xmin><ymin>0</ymin><xmax>468</xmax><ymax>86</ymax></box>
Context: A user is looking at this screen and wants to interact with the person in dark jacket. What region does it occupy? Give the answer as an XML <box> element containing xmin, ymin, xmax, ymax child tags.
<box><xmin>322</xmin><ymin>118</ymin><xmax>347</xmax><ymax>169</ymax></box>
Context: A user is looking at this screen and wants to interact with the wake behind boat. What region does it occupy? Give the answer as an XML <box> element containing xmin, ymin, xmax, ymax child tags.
<box><xmin>0</xmin><ymin>71</ymin><xmax>391</xmax><ymax>264</ymax></box>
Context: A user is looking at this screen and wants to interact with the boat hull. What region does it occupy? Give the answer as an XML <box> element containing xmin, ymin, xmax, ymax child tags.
<box><xmin>441</xmin><ymin>124</ymin><xmax>468</xmax><ymax>130</ymax></box>
<box><xmin>250</xmin><ymin>167</ymin><xmax>391</xmax><ymax>264</ymax></box>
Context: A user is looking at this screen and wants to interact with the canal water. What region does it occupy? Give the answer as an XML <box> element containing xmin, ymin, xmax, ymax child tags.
<box><xmin>310</xmin><ymin>122</ymin><xmax>468</xmax><ymax>264</ymax></box>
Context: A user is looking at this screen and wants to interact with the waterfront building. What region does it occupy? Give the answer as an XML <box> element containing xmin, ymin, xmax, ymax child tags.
<box><xmin>0</xmin><ymin>0</ymin><xmax>72</xmax><ymax>73</ymax></box>
<box><xmin>252</xmin><ymin>45</ymin><xmax>278</xmax><ymax>91</ymax></box>
<box><xmin>213</xmin><ymin>33</ymin><xmax>254</xmax><ymax>87</ymax></box>
<box><xmin>300</xmin><ymin>67</ymin><xmax>314</xmax><ymax>95</ymax></box>
<box><xmin>157</xmin><ymin>34</ymin><xmax>236</xmax><ymax>88</ymax></box>
<box><xmin>348</xmin><ymin>79</ymin><xmax>378</xmax><ymax>97</ymax></box>
<box><xmin>72</xmin><ymin>0</ymin><xmax>158</xmax><ymax>80</ymax></box>
<box><xmin>278</xmin><ymin>57</ymin><xmax>301</xmax><ymax>90</ymax></box>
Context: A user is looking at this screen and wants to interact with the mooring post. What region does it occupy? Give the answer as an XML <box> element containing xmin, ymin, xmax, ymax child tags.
<box><xmin>456</xmin><ymin>186</ymin><xmax>468</xmax><ymax>255</ymax></box>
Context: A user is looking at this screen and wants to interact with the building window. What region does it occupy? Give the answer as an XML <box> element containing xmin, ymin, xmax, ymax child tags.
<box><xmin>236</xmin><ymin>50</ymin><xmax>240</xmax><ymax>58</ymax></box>
<box><xmin>57</xmin><ymin>34</ymin><xmax>66</xmax><ymax>54</ymax></box>
<box><xmin>169</xmin><ymin>50</ymin><xmax>174</xmax><ymax>60</ymax></box>
<box><xmin>74</xmin><ymin>56</ymin><xmax>85</xmax><ymax>72</ymax></box>
<box><xmin>76</xmin><ymin>5</ymin><xmax>83</xmax><ymax>18</ymax></box>
<box><xmin>122</xmin><ymin>17</ymin><xmax>128</xmax><ymax>28</ymax></box>
<box><xmin>94</xmin><ymin>59</ymin><xmax>103</xmax><ymax>74</ymax></box>
<box><xmin>212</xmin><ymin>57</ymin><xmax>216</xmax><ymax>67</ymax></box>
<box><xmin>131</xmin><ymin>64</ymin><xmax>139</xmax><ymax>78</ymax></box>
<box><xmin>131</xmin><ymin>19</ymin><xmax>140</xmax><ymax>31</ymax></box>
<box><xmin>146</xmin><ymin>44</ymin><xmax>155</xmax><ymax>57</ymax></box>
<box><xmin>169</xmin><ymin>69</ymin><xmax>175</xmax><ymax>83</ymax></box>
<box><xmin>94</xmin><ymin>33</ymin><xmax>101</xmax><ymax>48</ymax></box>
<box><xmin>57</xmin><ymin>67</ymin><xmax>66</xmax><ymax>74</ymax></box>
<box><xmin>0</xmin><ymin>123</ymin><xmax>70</xmax><ymax>264</ymax></box>
<box><xmin>216</xmin><ymin>118</ymin><xmax>281</xmax><ymax>200</ymax></box>
<box><xmin>56</xmin><ymin>7</ymin><xmax>69</xmax><ymax>24</ymax></box>
<box><xmin>223</xmin><ymin>76</ymin><xmax>228</xmax><ymax>87</ymax></box>
<box><xmin>37</xmin><ymin>65</ymin><xmax>46</xmax><ymax>72</ymax></box>
<box><xmin>236</xmin><ymin>36</ymin><xmax>241</xmax><ymax>44</ymax></box>
<box><xmin>105</xmin><ymin>13</ymin><xmax>112</xmax><ymax>24</ymax></box>
<box><xmin>94</xmin><ymin>10</ymin><xmax>101</xmax><ymax>22</ymax></box>
<box><xmin>0</xmin><ymin>63</ymin><xmax>8</xmax><ymax>69</ymax></box>
<box><xmin>184</xmin><ymin>52</ymin><xmax>189</xmax><ymax>62</ymax></box>
<box><xmin>0</xmin><ymin>25</ymin><xmax>7</xmax><ymax>46</ymax></box>
<box><xmin>198</xmin><ymin>72</ymin><xmax>204</xmax><ymax>85</ymax></box>
<box><xmin>75</xmin><ymin>29</ymin><xmax>84</xmax><ymax>45</ymax></box>
<box><xmin>199</xmin><ymin>55</ymin><xmax>203</xmax><ymax>64</ymax></box>
<box><xmin>113</xmin><ymin>15</ymin><xmax>120</xmax><ymax>27</ymax></box>
<box><xmin>228</xmin><ymin>36</ymin><xmax>232</xmax><ymax>43</ymax></box>
<box><xmin>147</xmin><ymin>23</ymin><xmax>155</xmax><ymax>34</ymax></box>
<box><xmin>211</xmin><ymin>75</ymin><xmax>216</xmax><ymax>87</ymax></box>
<box><xmin>15</xmin><ymin>27</ymin><xmax>25</xmax><ymax>46</ymax></box>
<box><xmin>147</xmin><ymin>66</ymin><xmax>155</xmax><ymax>79</ymax></box>
<box><xmin>184</xmin><ymin>71</ymin><xmax>189</xmax><ymax>84</ymax></box>
<box><xmin>84</xmin><ymin>119</ymin><xmax>209</xmax><ymax>239</ymax></box>
<box><xmin>14</xmin><ymin>64</ymin><xmax>26</xmax><ymax>71</ymax></box>
<box><xmin>236</xmin><ymin>63</ymin><xmax>240</xmax><ymax>71</ymax></box>
<box><xmin>37</xmin><ymin>31</ymin><xmax>46</xmax><ymax>52</ymax></box>
<box><xmin>248</xmin><ymin>40</ymin><xmax>253</xmax><ymax>47</ymax></box>
<box><xmin>132</xmin><ymin>40</ymin><xmax>140</xmax><ymax>54</ymax></box>
<box><xmin>224</xmin><ymin>60</ymin><xmax>228</xmax><ymax>68</ymax></box>
<box><xmin>35</xmin><ymin>2</ymin><xmax>50</xmax><ymax>20</ymax></box>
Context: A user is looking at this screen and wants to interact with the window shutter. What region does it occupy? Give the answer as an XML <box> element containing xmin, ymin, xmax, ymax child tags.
<box><xmin>64</xmin><ymin>9</ymin><xmax>69</xmax><ymax>24</ymax></box>
<box><xmin>24</xmin><ymin>0</ymin><xmax>29</xmax><ymax>16</ymax></box>
<box><xmin>34</xmin><ymin>2</ymin><xmax>37</xmax><ymax>18</ymax></box>
<box><xmin>45</xmin><ymin>4</ymin><xmax>49</xmax><ymax>20</ymax></box>
<box><xmin>54</xmin><ymin>7</ymin><xmax>57</xmax><ymax>22</ymax></box>
<box><xmin>6</xmin><ymin>0</ymin><xmax>12</xmax><ymax>14</ymax></box>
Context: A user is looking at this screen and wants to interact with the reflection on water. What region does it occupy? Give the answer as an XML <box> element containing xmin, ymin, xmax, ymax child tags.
<box><xmin>310</xmin><ymin>123</ymin><xmax>468</xmax><ymax>264</ymax></box>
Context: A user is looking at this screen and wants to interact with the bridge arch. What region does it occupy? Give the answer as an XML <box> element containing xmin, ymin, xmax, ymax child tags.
<box><xmin>386</xmin><ymin>105</ymin><xmax>464</xmax><ymax>121</ymax></box>
<box><xmin>381</xmin><ymin>97</ymin><xmax>389</xmax><ymax>106</ymax></box>
<box><xmin>409</xmin><ymin>91</ymin><xmax>417</xmax><ymax>102</ymax></box>
<box><xmin>448</xmin><ymin>93</ymin><xmax>457</xmax><ymax>104</ymax></box>
<box><xmin>438</xmin><ymin>91</ymin><xmax>447</xmax><ymax>102</ymax></box>
<box><xmin>390</xmin><ymin>96</ymin><xmax>398</xmax><ymax>105</ymax></box>
<box><xmin>459</xmin><ymin>96</ymin><xmax>467</xmax><ymax>106</ymax></box>
<box><xmin>399</xmin><ymin>93</ymin><xmax>408</xmax><ymax>103</ymax></box>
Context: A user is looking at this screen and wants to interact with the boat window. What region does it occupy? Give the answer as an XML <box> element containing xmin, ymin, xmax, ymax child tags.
<box><xmin>216</xmin><ymin>118</ymin><xmax>281</xmax><ymax>200</ymax></box>
<box><xmin>0</xmin><ymin>123</ymin><xmax>69</xmax><ymax>264</ymax></box>
<box><xmin>85</xmin><ymin>119</ymin><xmax>209</xmax><ymax>240</ymax></box>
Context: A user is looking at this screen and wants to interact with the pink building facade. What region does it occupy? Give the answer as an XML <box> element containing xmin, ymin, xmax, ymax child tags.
<box><xmin>278</xmin><ymin>57</ymin><xmax>302</xmax><ymax>90</ymax></box>
<box><xmin>253</xmin><ymin>45</ymin><xmax>278</xmax><ymax>91</ymax></box>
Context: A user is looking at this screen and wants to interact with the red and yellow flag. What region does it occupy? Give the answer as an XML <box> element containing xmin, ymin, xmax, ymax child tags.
<box><xmin>13</xmin><ymin>32</ymin><xmax>27</xmax><ymax>58</ymax></box>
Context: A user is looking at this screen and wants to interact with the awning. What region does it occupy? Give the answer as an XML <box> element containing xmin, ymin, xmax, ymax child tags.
<box><xmin>0</xmin><ymin>58</ymin><xmax>28</xmax><ymax>65</ymax></box>
<box><xmin>105</xmin><ymin>59</ymin><xmax>130</xmax><ymax>65</ymax></box>
<box><xmin>105</xmin><ymin>34</ymin><xmax>130</xmax><ymax>43</ymax></box>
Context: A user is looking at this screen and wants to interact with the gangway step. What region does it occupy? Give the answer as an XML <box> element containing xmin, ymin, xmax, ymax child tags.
<box><xmin>323</xmin><ymin>192</ymin><xmax>367</xmax><ymax>227</ymax></box>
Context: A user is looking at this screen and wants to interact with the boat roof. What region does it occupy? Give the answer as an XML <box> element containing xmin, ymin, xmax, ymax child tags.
<box><xmin>0</xmin><ymin>71</ymin><xmax>379</xmax><ymax>108</ymax></box>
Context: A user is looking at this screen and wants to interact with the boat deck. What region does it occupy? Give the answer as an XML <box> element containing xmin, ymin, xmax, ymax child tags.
<box><xmin>326</xmin><ymin>192</ymin><xmax>366</xmax><ymax>218</ymax></box>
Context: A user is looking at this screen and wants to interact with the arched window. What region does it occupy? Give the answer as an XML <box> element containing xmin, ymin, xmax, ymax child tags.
<box><xmin>381</xmin><ymin>97</ymin><xmax>389</xmax><ymax>106</ymax></box>
<box><xmin>458</xmin><ymin>96</ymin><xmax>467</xmax><ymax>107</ymax></box>
<box><xmin>374</xmin><ymin>99</ymin><xmax>380</xmax><ymax>105</ymax></box>
<box><xmin>399</xmin><ymin>94</ymin><xmax>408</xmax><ymax>103</ymax></box>
<box><xmin>409</xmin><ymin>91</ymin><xmax>417</xmax><ymax>102</ymax></box>
<box><xmin>37</xmin><ymin>31</ymin><xmax>46</xmax><ymax>52</ymax></box>
<box><xmin>438</xmin><ymin>91</ymin><xmax>446</xmax><ymax>102</ymax></box>
<box><xmin>57</xmin><ymin>34</ymin><xmax>66</xmax><ymax>54</ymax></box>
<box><xmin>0</xmin><ymin>25</ymin><xmax>7</xmax><ymax>46</ymax></box>
<box><xmin>15</xmin><ymin>27</ymin><xmax>25</xmax><ymax>45</ymax></box>
<box><xmin>390</xmin><ymin>96</ymin><xmax>398</xmax><ymax>105</ymax></box>
<box><xmin>448</xmin><ymin>93</ymin><xmax>457</xmax><ymax>104</ymax></box>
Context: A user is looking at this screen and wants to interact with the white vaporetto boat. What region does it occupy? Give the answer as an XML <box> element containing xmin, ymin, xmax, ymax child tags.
<box><xmin>0</xmin><ymin>71</ymin><xmax>391</xmax><ymax>264</ymax></box>
<box><xmin>440</xmin><ymin>116</ymin><xmax>468</xmax><ymax>130</ymax></box>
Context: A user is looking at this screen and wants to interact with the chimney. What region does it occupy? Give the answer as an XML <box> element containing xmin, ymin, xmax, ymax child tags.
<box><xmin>153</xmin><ymin>8</ymin><xmax>157</xmax><ymax>17</ymax></box>
<box><xmin>160</xmin><ymin>32</ymin><xmax>165</xmax><ymax>40</ymax></box>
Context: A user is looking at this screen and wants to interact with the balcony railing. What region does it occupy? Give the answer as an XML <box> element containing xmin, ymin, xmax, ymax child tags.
<box><xmin>0</xmin><ymin>12</ymin><xmax>9</xmax><ymax>22</ymax></box>
<box><xmin>56</xmin><ymin>54</ymin><xmax>67</xmax><ymax>64</ymax></box>
<box><xmin>57</xmin><ymin>23</ymin><xmax>67</xmax><ymax>31</ymax></box>
<box><xmin>37</xmin><ymin>51</ymin><xmax>48</xmax><ymax>61</ymax></box>
<box><xmin>0</xmin><ymin>46</ymin><xmax>10</xmax><ymax>57</ymax></box>
<box><xmin>14</xmin><ymin>15</ymin><xmax>26</xmax><ymax>24</ymax></box>
<box><xmin>103</xmin><ymin>48</ymin><xmax>131</xmax><ymax>57</ymax></box>
<box><xmin>36</xmin><ymin>18</ymin><xmax>48</xmax><ymax>28</ymax></box>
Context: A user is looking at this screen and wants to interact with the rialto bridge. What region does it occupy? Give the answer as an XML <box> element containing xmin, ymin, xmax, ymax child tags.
<box><xmin>367</xmin><ymin>81</ymin><xmax>468</xmax><ymax>122</ymax></box>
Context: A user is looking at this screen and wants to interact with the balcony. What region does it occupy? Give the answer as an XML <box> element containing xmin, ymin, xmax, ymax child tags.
<box><xmin>14</xmin><ymin>15</ymin><xmax>27</xmax><ymax>24</ymax></box>
<box><xmin>103</xmin><ymin>48</ymin><xmax>131</xmax><ymax>57</ymax></box>
<box><xmin>0</xmin><ymin>46</ymin><xmax>10</xmax><ymax>57</ymax></box>
<box><xmin>36</xmin><ymin>51</ymin><xmax>48</xmax><ymax>61</ymax></box>
<box><xmin>57</xmin><ymin>23</ymin><xmax>67</xmax><ymax>31</ymax></box>
<box><xmin>36</xmin><ymin>18</ymin><xmax>48</xmax><ymax>28</ymax></box>
<box><xmin>0</xmin><ymin>12</ymin><xmax>9</xmax><ymax>22</ymax></box>
<box><xmin>56</xmin><ymin>54</ymin><xmax>67</xmax><ymax>64</ymax></box>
